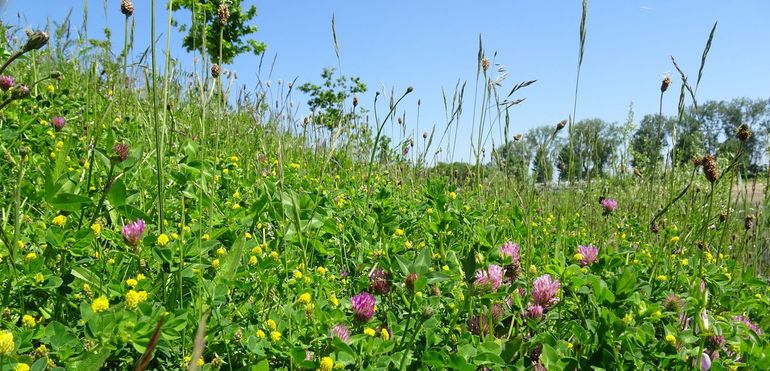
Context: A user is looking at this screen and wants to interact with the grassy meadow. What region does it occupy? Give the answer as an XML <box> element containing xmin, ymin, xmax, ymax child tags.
<box><xmin>0</xmin><ymin>1</ymin><xmax>768</xmax><ymax>370</ymax></box>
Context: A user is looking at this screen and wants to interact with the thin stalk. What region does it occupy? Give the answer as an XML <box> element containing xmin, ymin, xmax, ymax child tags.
<box><xmin>150</xmin><ymin>0</ymin><xmax>165</xmax><ymax>232</ymax></box>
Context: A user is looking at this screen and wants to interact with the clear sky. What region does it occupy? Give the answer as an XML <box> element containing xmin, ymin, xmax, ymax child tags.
<box><xmin>2</xmin><ymin>1</ymin><xmax>769</xmax><ymax>163</ymax></box>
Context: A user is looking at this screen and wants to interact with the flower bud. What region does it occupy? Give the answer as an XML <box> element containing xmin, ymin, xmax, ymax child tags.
<box><xmin>23</xmin><ymin>31</ymin><xmax>49</xmax><ymax>52</ymax></box>
<box><xmin>405</xmin><ymin>273</ymin><xmax>418</xmax><ymax>291</ymax></box>
<box><xmin>121</xmin><ymin>0</ymin><xmax>134</xmax><ymax>17</ymax></box>
<box><xmin>11</xmin><ymin>84</ymin><xmax>30</xmax><ymax>99</ymax></box>
<box><xmin>0</xmin><ymin>76</ymin><xmax>15</xmax><ymax>91</ymax></box>
<box><xmin>211</xmin><ymin>64</ymin><xmax>221</xmax><ymax>78</ymax></box>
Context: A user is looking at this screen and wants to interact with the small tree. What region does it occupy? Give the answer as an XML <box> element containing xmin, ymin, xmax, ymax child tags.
<box><xmin>170</xmin><ymin>0</ymin><xmax>266</xmax><ymax>64</ymax></box>
<box><xmin>298</xmin><ymin>68</ymin><xmax>366</xmax><ymax>130</ymax></box>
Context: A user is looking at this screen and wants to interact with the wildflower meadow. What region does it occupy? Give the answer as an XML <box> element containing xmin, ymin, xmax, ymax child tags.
<box><xmin>0</xmin><ymin>1</ymin><xmax>768</xmax><ymax>370</ymax></box>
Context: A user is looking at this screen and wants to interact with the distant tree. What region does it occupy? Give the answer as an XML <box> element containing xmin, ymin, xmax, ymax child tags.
<box><xmin>630</xmin><ymin>114</ymin><xmax>666</xmax><ymax>172</ymax></box>
<box><xmin>525</xmin><ymin>126</ymin><xmax>559</xmax><ymax>183</ymax></box>
<box><xmin>556</xmin><ymin>118</ymin><xmax>620</xmax><ymax>181</ymax></box>
<box><xmin>298</xmin><ymin>68</ymin><xmax>367</xmax><ymax>130</ymax></box>
<box><xmin>672</xmin><ymin>111</ymin><xmax>705</xmax><ymax>165</ymax></box>
<box><xmin>715</xmin><ymin>98</ymin><xmax>769</xmax><ymax>174</ymax></box>
<box><xmin>496</xmin><ymin>138</ymin><xmax>532</xmax><ymax>180</ymax></box>
<box><xmin>170</xmin><ymin>0</ymin><xmax>267</xmax><ymax>64</ymax></box>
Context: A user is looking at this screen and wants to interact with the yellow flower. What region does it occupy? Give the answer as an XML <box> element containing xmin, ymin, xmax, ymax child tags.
<box><xmin>52</xmin><ymin>215</ymin><xmax>67</xmax><ymax>227</ymax></box>
<box><xmin>216</xmin><ymin>247</ymin><xmax>226</xmax><ymax>256</ymax></box>
<box><xmin>256</xmin><ymin>329</ymin><xmax>266</xmax><ymax>339</ymax></box>
<box><xmin>125</xmin><ymin>290</ymin><xmax>148</xmax><ymax>309</ymax></box>
<box><xmin>126</xmin><ymin>278</ymin><xmax>138</xmax><ymax>288</ymax></box>
<box><xmin>270</xmin><ymin>331</ymin><xmax>282</xmax><ymax>342</ymax></box>
<box><xmin>363</xmin><ymin>328</ymin><xmax>376</xmax><ymax>337</ymax></box>
<box><xmin>319</xmin><ymin>356</ymin><xmax>334</xmax><ymax>371</ymax></box>
<box><xmin>404</xmin><ymin>241</ymin><xmax>413</xmax><ymax>249</ymax></box>
<box><xmin>0</xmin><ymin>331</ymin><xmax>13</xmax><ymax>355</ymax></box>
<box><xmin>25</xmin><ymin>252</ymin><xmax>37</xmax><ymax>262</ymax></box>
<box><xmin>211</xmin><ymin>259</ymin><xmax>220</xmax><ymax>269</ymax></box>
<box><xmin>157</xmin><ymin>234</ymin><xmax>170</xmax><ymax>247</ymax></box>
<box><xmin>380</xmin><ymin>328</ymin><xmax>390</xmax><ymax>340</ymax></box>
<box><xmin>232</xmin><ymin>203</ymin><xmax>241</xmax><ymax>210</ymax></box>
<box><xmin>252</xmin><ymin>245</ymin><xmax>263</xmax><ymax>255</ymax></box>
<box><xmin>567</xmin><ymin>342</ymin><xmax>573</xmax><ymax>350</ymax></box>
<box><xmin>91</xmin><ymin>223</ymin><xmax>101</xmax><ymax>237</ymax></box>
<box><xmin>136</xmin><ymin>274</ymin><xmax>146</xmax><ymax>281</ymax></box>
<box><xmin>270</xmin><ymin>251</ymin><xmax>279</xmax><ymax>260</ymax></box>
<box><xmin>442</xmin><ymin>265</ymin><xmax>450</xmax><ymax>272</ymax></box>
<box><xmin>223</xmin><ymin>168</ymin><xmax>230</xmax><ymax>175</ymax></box>
<box><xmin>267</xmin><ymin>319</ymin><xmax>277</xmax><ymax>331</ymax></box>
<box><xmin>394</xmin><ymin>228</ymin><xmax>405</xmax><ymax>237</ymax></box>
<box><xmin>573</xmin><ymin>253</ymin><xmax>584</xmax><ymax>262</ymax></box>
<box><xmin>449</xmin><ymin>191</ymin><xmax>457</xmax><ymax>200</ymax></box>
<box><xmin>34</xmin><ymin>273</ymin><xmax>44</xmax><ymax>284</ymax></box>
<box><xmin>665</xmin><ymin>334</ymin><xmax>676</xmax><ymax>346</ymax></box>
<box><xmin>623</xmin><ymin>313</ymin><xmax>633</xmax><ymax>325</ymax></box>
<box><xmin>202</xmin><ymin>233</ymin><xmax>210</xmax><ymax>241</ymax></box>
<box><xmin>426</xmin><ymin>208</ymin><xmax>434</xmax><ymax>214</ymax></box>
<box><xmin>230</xmin><ymin>155</ymin><xmax>239</xmax><ymax>163</ymax></box>
<box><xmin>171</xmin><ymin>232</ymin><xmax>179</xmax><ymax>240</ymax></box>
<box><xmin>330</xmin><ymin>296</ymin><xmax>339</xmax><ymax>307</ymax></box>
<box><xmin>244</xmin><ymin>232</ymin><xmax>252</xmax><ymax>239</ymax></box>
<box><xmin>298</xmin><ymin>293</ymin><xmax>312</xmax><ymax>304</ymax></box>
<box><xmin>91</xmin><ymin>296</ymin><xmax>110</xmax><ymax>313</ymax></box>
<box><xmin>656</xmin><ymin>275</ymin><xmax>668</xmax><ymax>282</ymax></box>
<box><xmin>14</xmin><ymin>363</ymin><xmax>30</xmax><ymax>371</ymax></box>
<box><xmin>22</xmin><ymin>315</ymin><xmax>36</xmax><ymax>328</ymax></box>
<box><xmin>670</xmin><ymin>236</ymin><xmax>680</xmax><ymax>244</ymax></box>
<box><xmin>680</xmin><ymin>259</ymin><xmax>689</xmax><ymax>266</ymax></box>
<box><xmin>249</xmin><ymin>255</ymin><xmax>258</xmax><ymax>265</ymax></box>
<box><xmin>290</xmin><ymin>163</ymin><xmax>300</xmax><ymax>170</ymax></box>
<box><xmin>293</xmin><ymin>270</ymin><xmax>303</xmax><ymax>279</ymax></box>
<box><xmin>316</xmin><ymin>266</ymin><xmax>327</xmax><ymax>275</ymax></box>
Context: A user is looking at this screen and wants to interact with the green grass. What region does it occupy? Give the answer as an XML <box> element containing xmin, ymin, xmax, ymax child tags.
<box><xmin>0</xmin><ymin>6</ymin><xmax>767</xmax><ymax>371</ymax></box>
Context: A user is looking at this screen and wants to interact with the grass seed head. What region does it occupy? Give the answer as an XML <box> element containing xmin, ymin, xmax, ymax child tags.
<box><xmin>660</xmin><ymin>75</ymin><xmax>671</xmax><ymax>93</ymax></box>
<box><xmin>121</xmin><ymin>0</ymin><xmax>134</xmax><ymax>17</ymax></box>
<box><xmin>736</xmin><ymin>123</ymin><xmax>752</xmax><ymax>142</ymax></box>
<box><xmin>702</xmin><ymin>154</ymin><xmax>719</xmax><ymax>183</ymax></box>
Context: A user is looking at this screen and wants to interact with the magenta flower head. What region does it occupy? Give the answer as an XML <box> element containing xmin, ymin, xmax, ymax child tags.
<box><xmin>0</xmin><ymin>76</ymin><xmax>15</xmax><ymax>91</ymax></box>
<box><xmin>531</xmin><ymin>274</ymin><xmax>560</xmax><ymax>308</ymax></box>
<box><xmin>525</xmin><ymin>303</ymin><xmax>544</xmax><ymax>321</ymax></box>
<box><xmin>369</xmin><ymin>268</ymin><xmax>391</xmax><ymax>295</ymax></box>
<box><xmin>350</xmin><ymin>292</ymin><xmax>376</xmax><ymax>323</ymax></box>
<box><xmin>733</xmin><ymin>315</ymin><xmax>762</xmax><ymax>334</ymax></box>
<box><xmin>500</xmin><ymin>241</ymin><xmax>522</xmax><ymax>280</ymax></box>
<box><xmin>600</xmin><ymin>198</ymin><xmax>618</xmax><ymax>213</ymax></box>
<box><xmin>466</xmin><ymin>315</ymin><xmax>492</xmax><ymax>336</ymax></box>
<box><xmin>328</xmin><ymin>324</ymin><xmax>350</xmax><ymax>342</ymax></box>
<box><xmin>577</xmin><ymin>244</ymin><xmax>599</xmax><ymax>266</ymax></box>
<box><xmin>474</xmin><ymin>264</ymin><xmax>504</xmax><ymax>292</ymax></box>
<box><xmin>52</xmin><ymin>116</ymin><xmax>66</xmax><ymax>131</ymax></box>
<box><xmin>122</xmin><ymin>219</ymin><xmax>145</xmax><ymax>247</ymax></box>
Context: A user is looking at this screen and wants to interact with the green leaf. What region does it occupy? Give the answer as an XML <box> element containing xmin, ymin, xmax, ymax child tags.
<box><xmin>68</xmin><ymin>347</ymin><xmax>112</xmax><ymax>371</ymax></box>
<box><xmin>50</xmin><ymin>193</ymin><xmax>93</xmax><ymax>212</ymax></box>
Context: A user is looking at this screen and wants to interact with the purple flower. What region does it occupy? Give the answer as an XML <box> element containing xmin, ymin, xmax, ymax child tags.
<box><xmin>531</xmin><ymin>274</ymin><xmax>560</xmax><ymax>308</ymax></box>
<box><xmin>733</xmin><ymin>315</ymin><xmax>762</xmax><ymax>334</ymax></box>
<box><xmin>350</xmin><ymin>292</ymin><xmax>376</xmax><ymax>323</ymax></box>
<box><xmin>113</xmin><ymin>143</ymin><xmax>130</xmax><ymax>162</ymax></box>
<box><xmin>600</xmin><ymin>198</ymin><xmax>618</xmax><ymax>213</ymax></box>
<box><xmin>122</xmin><ymin>219</ymin><xmax>145</xmax><ymax>246</ymax></box>
<box><xmin>0</xmin><ymin>75</ymin><xmax>15</xmax><ymax>91</ymax></box>
<box><xmin>500</xmin><ymin>241</ymin><xmax>522</xmax><ymax>280</ymax></box>
<box><xmin>328</xmin><ymin>324</ymin><xmax>350</xmax><ymax>342</ymax></box>
<box><xmin>52</xmin><ymin>116</ymin><xmax>66</xmax><ymax>131</ymax></box>
<box><xmin>525</xmin><ymin>304</ymin><xmax>544</xmax><ymax>320</ymax></box>
<box><xmin>474</xmin><ymin>264</ymin><xmax>504</xmax><ymax>292</ymax></box>
<box><xmin>577</xmin><ymin>244</ymin><xmax>599</xmax><ymax>266</ymax></box>
<box><xmin>369</xmin><ymin>268</ymin><xmax>391</xmax><ymax>295</ymax></box>
<box><xmin>699</xmin><ymin>352</ymin><xmax>712</xmax><ymax>371</ymax></box>
<box><xmin>466</xmin><ymin>315</ymin><xmax>492</xmax><ymax>336</ymax></box>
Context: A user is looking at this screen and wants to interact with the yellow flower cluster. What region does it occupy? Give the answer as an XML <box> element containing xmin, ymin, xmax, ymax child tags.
<box><xmin>125</xmin><ymin>290</ymin><xmax>148</xmax><ymax>310</ymax></box>
<box><xmin>22</xmin><ymin>315</ymin><xmax>36</xmax><ymax>328</ymax></box>
<box><xmin>298</xmin><ymin>293</ymin><xmax>312</xmax><ymax>304</ymax></box>
<box><xmin>319</xmin><ymin>356</ymin><xmax>334</xmax><ymax>371</ymax></box>
<box><xmin>0</xmin><ymin>330</ymin><xmax>13</xmax><ymax>355</ymax></box>
<box><xmin>52</xmin><ymin>215</ymin><xmax>67</xmax><ymax>227</ymax></box>
<box><xmin>157</xmin><ymin>234</ymin><xmax>170</xmax><ymax>247</ymax></box>
<box><xmin>91</xmin><ymin>296</ymin><xmax>110</xmax><ymax>313</ymax></box>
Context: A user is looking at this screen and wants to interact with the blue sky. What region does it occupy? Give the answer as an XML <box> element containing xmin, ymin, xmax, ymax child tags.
<box><xmin>2</xmin><ymin>1</ymin><xmax>769</xmax><ymax>162</ymax></box>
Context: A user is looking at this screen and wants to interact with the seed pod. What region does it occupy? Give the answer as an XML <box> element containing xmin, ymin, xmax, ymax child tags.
<box><xmin>352</xmin><ymin>95</ymin><xmax>359</xmax><ymax>107</ymax></box>
<box><xmin>217</xmin><ymin>3</ymin><xmax>230</xmax><ymax>26</ymax></box>
<box><xmin>481</xmin><ymin>58</ymin><xmax>490</xmax><ymax>72</ymax></box>
<box><xmin>660</xmin><ymin>75</ymin><xmax>671</xmax><ymax>93</ymax></box>
<box><xmin>745</xmin><ymin>214</ymin><xmax>755</xmax><ymax>230</ymax></box>
<box><xmin>211</xmin><ymin>64</ymin><xmax>221</xmax><ymax>78</ymax></box>
<box><xmin>23</xmin><ymin>31</ymin><xmax>49</xmax><ymax>52</ymax></box>
<box><xmin>702</xmin><ymin>154</ymin><xmax>719</xmax><ymax>183</ymax></box>
<box><xmin>513</xmin><ymin>134</ymin><xmax>522</xmax><ymax>142</ymax></box>
<box><xmin>555</xmin><ymin>119</ymin><xmax>567</xmax><ymax>132</ymax></box>
<box><xmin>719</xmin><ymin>210</ymin><xmax>728</xmax><ymax>223</ymax></box>
<box><xmin>691</xmin><ymin>155</ymin><xmax>704</xmax><ymax>167</ymax></box>
<box><xmin>50</xmin><ymin>71</ymin><xmax>63</xmax><ymax>80</ymax></box>
<box><xmin>405</xmin><ymin>273</ymin><xmax>418</xmax><ymax>291</ymax></box>
<box><xmin>121</xmin><ymin>0</ymin><xmax>134</xmax><ymax>17</ymax></box>
<box><xmin>736</xmin><ymin>123</ymin><xmax>752</xmax><ymax>142</ymax></box>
